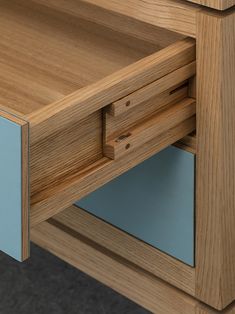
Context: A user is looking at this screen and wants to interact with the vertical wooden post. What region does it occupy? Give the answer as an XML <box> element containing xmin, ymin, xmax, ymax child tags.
<box><xmin>196</xmin><ymin>8</ymin><xmax>235</xmax><ymax>310</ymax></box>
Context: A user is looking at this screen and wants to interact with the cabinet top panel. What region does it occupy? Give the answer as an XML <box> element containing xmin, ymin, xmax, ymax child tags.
<box><xmin>185</xmin><ymin>0</ymin><xmax>235</xmax><ymax>10</ymax></box>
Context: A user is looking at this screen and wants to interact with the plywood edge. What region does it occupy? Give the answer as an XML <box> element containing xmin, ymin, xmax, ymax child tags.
<box><xmin>0</xmin><ymin>110</ymin><xmax>29</xmax><ymax>261</ymax></box>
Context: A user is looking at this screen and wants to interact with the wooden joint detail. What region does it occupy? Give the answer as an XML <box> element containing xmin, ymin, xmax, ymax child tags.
<box><xmin>104</xmin><ymin>98</ymin><xmax>196</xmax><ymax>160</ymax></box>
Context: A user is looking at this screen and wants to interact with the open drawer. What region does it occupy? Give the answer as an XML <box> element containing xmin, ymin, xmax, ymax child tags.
<box><xmin>0</xmin><ymin>0</ymin><xmax>196</xmax><ymax>261</ymax></box>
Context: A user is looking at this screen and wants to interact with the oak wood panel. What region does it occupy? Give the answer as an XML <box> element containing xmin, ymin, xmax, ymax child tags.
<box><xmin>31</xmin><ymin>0</ymin><xmax>184</xmax><ymax>47</ymax></box>
<box><xmin>31</xmin><ymin>218</ymin><xmax>235</xmax><ymax>314</ymax></box>
<box><xmin>30</xmin><ymin>117</ymin><xmax>195</xmax><ymax>226</ymax></box>
<box><xmin>0</xmin><ymin>110</ymin><xmax>29</xmax><ymax>261</ymax></box>
<box><xmin>186</xmin><ymin>0</ymin><xmax>235</xmax><ymax>10</ymax></box>
<box><xmin>79</xmin><ymin>0</ymin><xmax>199</xmax><ymax>37</ymax></box>
<box><xmin>196</xmin><ymin>9</ymin><xmax>235</xmax><ymax>310</ymax></box>
<box><xmin>108</xmin><ymin>62</ymin><xmax>195</xmax><ymax>116</ymax></box>
<box><xmin>54</xmin><ymin>205</ymin><xmax>195</xmax><ymax>295</ymax></box>
<box><xmin>105</xmin><ymin>86</ymin><xmax>189</xmax><ymax>142</ymax></box>
<box><xmin>104</xmin><ymin>98</ymin><xmax>196</xmax><ymax>159</ymax></box>
<box><xmin>31</xmin><ymin>220</ymin><xmax>196</xmax><ymax>314</ymax></box>
<box><xmin>28</xmin><ymin>38</ymin><xmax>196</xmax><ymax>145</ymax></box>
<box><xmin>30</xmin><ymin>111</ymin><xmax>103</xmax><ymax>198</ymax></box>
<box><xmin>0</xmin><ymin>0</ymin><xmax>159</xmax><ymax>115</ymax></box>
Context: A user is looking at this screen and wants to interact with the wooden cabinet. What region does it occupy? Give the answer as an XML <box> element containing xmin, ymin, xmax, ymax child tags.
<box><xmin>0</xmin><ymin>0</ymin><xmax>235</xmax><ymax>313</ymax></box>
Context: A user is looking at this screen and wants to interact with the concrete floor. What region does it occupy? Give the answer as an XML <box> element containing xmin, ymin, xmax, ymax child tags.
<box><xmin>0</xmin><ymin>244</ymin><xmax>150</xmax><ymax>314</ymax></box>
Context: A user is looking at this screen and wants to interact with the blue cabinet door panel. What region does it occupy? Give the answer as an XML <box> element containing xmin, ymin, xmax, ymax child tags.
<box><xmin>0</xmin><ymin>114</ymin><xmax>29</xmax><ymax>261</ymax></box>
<box><xmin>77</xmin><ymin>146</ymin><xmax>195</xmax><ymax>266</ymax></box>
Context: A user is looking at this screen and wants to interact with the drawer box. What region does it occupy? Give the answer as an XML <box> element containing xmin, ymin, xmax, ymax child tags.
<box><xmin>77</xmin><ymin>146</ymin><xmax>195</xmax><ymax>266</ymax></box>
<box><xmin>0</xmin><ymin>0</ymin><xmax>196</xmax><ymax>261</ymax></box>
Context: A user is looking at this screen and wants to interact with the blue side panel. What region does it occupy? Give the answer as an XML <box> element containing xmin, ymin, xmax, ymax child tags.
<box><xmin>76</xmin><ymin>146</ymin><xmax>195</xmax><ymax>266</ymax></box>
<box><xmin>0</xmin><ymin>116</ymin><xmax>23</xmax><ymax>261</ymax></box>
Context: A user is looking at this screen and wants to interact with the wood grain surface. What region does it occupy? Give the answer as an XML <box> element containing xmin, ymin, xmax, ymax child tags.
<box><xmin>79</xmin><ymin>0</ymin><xmax>199</xmax><ymax>37</ymax></box>
<box><xmin>104</xmin><ymin>98</ymin><xmax>196</xmax><ymax>159</ymax></box>
<box><xmin>28</xmin><ymin>38</ymin><xmax>196</xmax><ymax>145</ymax></box>
<box><xmin>186</xmin><ymin>0</ymin><xmax>235</xmax><ymax>10</ymax></box>
<box><xmin>31</xmin><ymin>0</ymin><xmax>184</xmax><ymax>46</ymax></box>
<box><xmin>53</xmin><ymin>205</ymin><xmax>196</xmax><ymax>295</ymax></box>
<box><xmin>105</xmin><ymin>86</ymin><xmax>189</xmax><ymax>141</ymax></box>
<box><xmin>108</xmin><ymin>62</ymin><xmax>195</xmax><ymax>117</ymax></box>
<box><xmin>32</xmin><ymin>209</ymin><xmax>235</xmax><ymax>314</ymax></box>
<box><xmin>30</xmin><ymin>117</ymin><xmax>195</xmax><ymax>226</ymax></box>
<box><xmin>0</xmin><ymin>0</ymin><xmax>159</xmax><ymax>115</ymax></box>
<box><xmin>196</xmin><ymin>8</ymin><xmax>235</xmax><ymax>310</ymax></box>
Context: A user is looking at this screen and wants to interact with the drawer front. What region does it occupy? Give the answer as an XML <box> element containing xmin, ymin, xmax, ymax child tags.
<box><xmin>77</xmin><ymin>146</ymin><xmax>195</xmax><ymax>266</ymax></box>
<box><xmin>0</xmin><ymin>112</ymin><xmax>29</xmax><ymax>261</ymax></box>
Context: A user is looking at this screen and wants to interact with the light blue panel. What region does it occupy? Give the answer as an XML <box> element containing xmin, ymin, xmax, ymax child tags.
<box><xmin>76</xmin><ymin>146</ymin><xmax>195</xmax><ymax>266</ymax></box>
<box><xmin>0</xmin><ymin>116</ymin><xmax>23</xmax><ymax>261</ymax></box>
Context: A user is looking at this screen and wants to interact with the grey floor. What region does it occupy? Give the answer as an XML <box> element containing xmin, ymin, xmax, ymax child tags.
<box><xmin>0</xmin><ymin>244</ymin><xmax>150</xmax><ymax>314</ymax></box>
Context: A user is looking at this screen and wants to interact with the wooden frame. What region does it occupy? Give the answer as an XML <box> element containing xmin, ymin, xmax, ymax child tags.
<box><xmin>31</xmin><ymin>206</ymin><xmax>235</xmax><ymax>314</ymax></box>
<box><xmin>196</xmin><ymin>8</ymin><xmax>235</xmax><ymax>310</ymax></box>
<box><xmin>52</xmin><ymin>206</ymin><xmax>196</xmax><ymax>295</ymax></box>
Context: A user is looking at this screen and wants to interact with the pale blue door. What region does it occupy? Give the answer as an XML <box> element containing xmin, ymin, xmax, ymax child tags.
<box><xmin>77</xmin><ymin>146</ymin><xmax>195</xmax><ymax>266</ymax></box>
<box><xmin>0</xmin><ymin>114</ymin><xmax>29</xmax><ymax>261</ymax></box>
